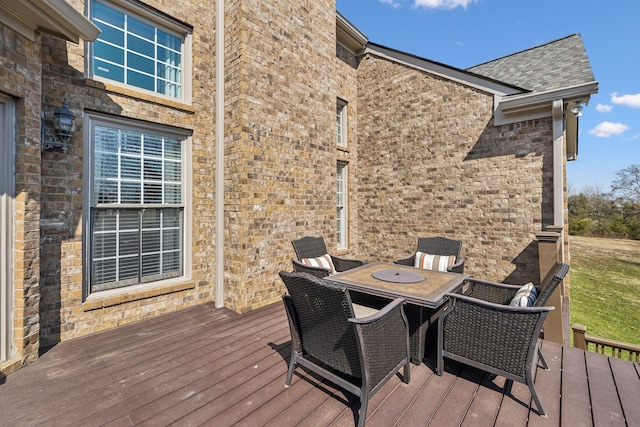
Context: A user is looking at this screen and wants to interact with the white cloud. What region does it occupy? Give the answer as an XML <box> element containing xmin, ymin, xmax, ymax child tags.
<box><xmin>414</xmin><ymin>0</ymin><xmax>479</xmax><ymax>9</ymax></box>
<box><xmin>611</xmin><ymin>92</ymin><xmax>640</xmax><ymax>108</ymax></box>
<box><xmin>596</xmin><ymin>103</ymin><xmax>612</xmax><ymax>113</ymax></box>
<box><xmin>588</xmin><ymin>121</ymin><xmax>629</xmax><ymax>138</ymax></box>
<box><xmin>379</xmin><ymin>0</ymin><xmax>402</xmax><ymax>8</ymax></box>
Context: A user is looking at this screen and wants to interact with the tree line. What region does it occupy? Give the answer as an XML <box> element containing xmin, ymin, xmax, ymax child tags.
<box><xmin>569</xmin><ymin>164</ymin><xmax>640</xmax><ymax>240</ymax></box>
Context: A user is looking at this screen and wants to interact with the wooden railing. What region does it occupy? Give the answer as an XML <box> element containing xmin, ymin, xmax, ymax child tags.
<box><xmin>572</xmin><ymin>324</ymin><xmax>640</xmax><ymax>362</ymax></box>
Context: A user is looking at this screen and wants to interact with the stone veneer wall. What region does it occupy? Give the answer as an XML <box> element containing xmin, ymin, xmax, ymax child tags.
<box><xmin>38</xmin><ymin>0</ymin><xmax>218</xmax><ymax>345</ymax></box>
<box><xmin>0</xmin><ymin>24</ymin><xmax>43</xmax><ymax>374</ymax></box>
<box><xmin>356</xmin><ymin>53</ymin><xmax>554</xmax><ymax>283</ymax></box>
<box><xmin>223</xmin><ymin>0</ymin><xmax>344</xmax><ymax>312</ymax></box>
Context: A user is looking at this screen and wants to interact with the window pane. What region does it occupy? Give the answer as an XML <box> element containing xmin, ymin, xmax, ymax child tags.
<box><xmin>127</xmin><ymin>35</ymin><xmax>154</xmax><ymax>59</ymax></box>
<box><xmin>93</xmin><ymin>232</ymin><xmax>117</xmax><ymax>258</ymax></box>
<box><xmin>93</xmin><ymin>258</ymin><xmax>117</xmax><ymax>284</ymax></box>
<box><xmin>157</xmin><ymin>47</ymin><xmax>181</xmax><ymax>70</ymax></box>
<box><xmin>144</xmin><ymin>135</ymin><xmax>163</xmax><ymax>157</ymax></box>
<box><xmin>93</xmin><ymin>2</ymin><xmax>124</xmax><ymax>28</ymax></box>
<box><xmin>96</xmin><ymin>180</ymin><xmax>118</xmax><ymax>204</ymax></box>
<box><xmin>157</xmin><ymin>81</ymin><xmax>181</xmax><ymax>98</ymax></box>
<box><xmin>127</xmin><ymin>70</ymin><xmax>154</xmax><ymax>92</ymax></box>
<box><xmin>121</xmin><ymin>182</ymin><xmax>141</xmax><ymax>203</ymax></box>
<box><xmin>119</xmin><ymin>210</ymin><xmax>139</xmax><ymax>230</ymax></box>
<box><xmin>95</xmin><ymin>23</ymin><xmax>124</xmax><ymax>47</ymax></box>
<box><xmin>165</xmin><ymin>139</ymin><xmax>181</xmax><ymax>159</ymax></box>
<box><xmin>143</xmin><ymin>182</ymin><xmax>163</xmax><ymax>203</ymax></box>
<box><xmin>121</xmin><ymin>156</ymin><xmax>141</xmax><ymax>179</ymax></box>
<box><xmin>119</xmin><ymin>231</ymin><xmax>139</xmax><ymax>255</ymax></box>
<box><xmin>157</xmin><ymin>29</ymin><xmax>181</xmax><ymax>51</ymax></box>
<box><xmin>127</xmin><ymin>16</ymin><xmax>155</xmax><ymax>41</ymax></box>
<box><xmin>142</xmin><ymin>230</ymin><xmax>160</xmax><ymax>253</ymax></box>
<box><xmin>119</xmin><ymin>256</ymin><xmax>139</xmax><ymax>280</ymax></box>
<box><xmin>144</xmin><ymin>159</ymin><xmax>162</xmax><ymax>181</ymax></box>
<box><xmin>142</xmin><ymin>209</ymin><xmax>161</xmax><ymax>229</ymax></box>
<box><xmin>164</xmin><ymin>184</ymin><xmax>181</xmax><ymax>204</ymax></box>
<box><xmin>94</xmin><ymin>40</ymin><xmax>125</xmax><ymax>65</ymax></box>
<box><xmin>127</xmin><ymin>51</ymin><xmax>154</xmax><ymax>75</ymax></box>
<box><xmin>163</xmin><ymin>228</ymin><xmax>180</xmax><ymax>251</ymax></box>
<box><xmin>141</xmin><ymin>253</ymin><xmax>160</xmax><ymax>277</ymax></box>
<box><xmin>93</xmin><ymin>59</ymin><xmax>124</xmax><ymax>82</ymax></box>
<box><xmin>121</xmin><ymin>131</ymin><xmax>142</xmax><ymax>154</ymax></box>
<box><xmin>164</xmin><ymin>161</ymin><xmax>181</xmax><ymax>181</ymax></box>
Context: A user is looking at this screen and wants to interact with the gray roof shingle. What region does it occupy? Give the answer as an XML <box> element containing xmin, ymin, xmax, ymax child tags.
<box><xmin>467</xmin><ymin>34</ymin><xmax>595</xmax><ymax>93</ymax></box>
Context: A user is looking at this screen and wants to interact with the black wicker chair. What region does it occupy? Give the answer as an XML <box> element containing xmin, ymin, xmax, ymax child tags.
<box><xmin>291</xmin><ymin>236</ymin><xmax>364</xmax><ymax>278</ymax></box>
<box><xmin>394</xmin><ymin>236</ymin><xmax>465</xmax><ymax>274</ymax></box>
<box><xmin>436</xmin><ymin>262</ymin><xmax>569</xmax><ymax>417</ymax></box>
<box><xmin>279</xmin><ymin>271</ymin><xmax>411</xmax><ymax>427</ymax></box>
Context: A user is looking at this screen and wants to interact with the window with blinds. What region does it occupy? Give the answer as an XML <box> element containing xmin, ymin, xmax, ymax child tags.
<box><xmin>89</xmin><ymin>122</ymin><xmax>187</xmax><ymax>292</ymax></box>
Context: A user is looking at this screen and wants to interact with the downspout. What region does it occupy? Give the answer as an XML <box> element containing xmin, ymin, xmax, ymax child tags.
<box><xmin>552</xmin><ymin>99</ymin><xmax>564</xmax><ymax>228</ymax></box>
<box><xmin>215</xmin><ymin>0</ymin><xmax>225</xmax><ymax>308</ymax></box>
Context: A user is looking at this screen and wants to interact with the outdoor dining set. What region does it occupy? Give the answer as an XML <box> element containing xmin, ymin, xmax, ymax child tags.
<box><xmin>280</xmin><ymin>236</ymin><xmax>569</xmax><ymax>427</ymax></box>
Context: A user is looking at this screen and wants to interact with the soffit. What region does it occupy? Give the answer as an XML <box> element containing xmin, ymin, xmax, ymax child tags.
<box><xmin>0</xmin><ymin>0</ymin><xmax>100</xmax><ymax>43</ymax></box>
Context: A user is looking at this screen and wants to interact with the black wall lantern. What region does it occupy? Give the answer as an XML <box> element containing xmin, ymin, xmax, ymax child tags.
<box><xmin>41</xmin><ymin>98</ymin><xmax>76</xmax><ymax>153</ymax></box>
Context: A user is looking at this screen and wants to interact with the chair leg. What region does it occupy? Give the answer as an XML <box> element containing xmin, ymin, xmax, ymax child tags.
<box><xmin>538</xmin><ymin>346</ymin><xmax>549</xmax><ymax>370</ymax></box>
<box><xmin>285</xmin><ymin>354</ymin><xmax>298</xmax><ymax>387</ymax></box>
<box><xmin>357</xmin><ymin>394</ymin><xmax>369</xmax><ymax>427</ymax></box>
<box><xmin>528</xmin><ymin>381</ymin><xmax>547</xmax><ymax>417</ymax></box>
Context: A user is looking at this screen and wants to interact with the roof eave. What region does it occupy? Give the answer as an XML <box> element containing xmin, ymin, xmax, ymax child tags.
<box><xmin>0</xmin><ymin>0</ymin><xmax>100</xmax><ymax>43</ymax></box>
<box><xmin>336</xmin><ymin>11</ymin><xmax>368</xmax><ymax>54</ymax></box>
<box><xmin>494</xmin><ymin>81</ymin><xmax>599</xmax><ymax>125</ymax></box>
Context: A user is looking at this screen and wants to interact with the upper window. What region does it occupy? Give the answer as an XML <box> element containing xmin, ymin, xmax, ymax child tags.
<box><xmin>89</xmin><ymin>0</ymin><xmax>190</xmax><ymax>100</ymax></box>
<box><xmin>337</xmin><ymin>99</ymin><xmax>347</xmax><ymax>147</ymax></box>
<box><xmin>84</xmin><ymin>114</ymin><xmax>191</xmax><ymax>294</ymax></box>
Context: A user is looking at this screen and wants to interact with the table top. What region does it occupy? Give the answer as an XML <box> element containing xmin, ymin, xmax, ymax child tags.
<box><xmin>328</xmin><ymin>262</ymin><xmax>470</xmax><ymax>308</ymax></box>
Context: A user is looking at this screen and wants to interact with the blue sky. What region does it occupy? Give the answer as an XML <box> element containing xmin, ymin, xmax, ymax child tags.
<box><xmin>336</xmin><ymin>0</ymin><xmax>640</xmax><ymax>193</ymax></box>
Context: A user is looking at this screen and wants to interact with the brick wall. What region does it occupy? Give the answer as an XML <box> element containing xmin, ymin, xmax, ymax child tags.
<box><xmin>37</xmin><ymin>0</ymin><xmax>218</xmax><ymax>344</ymax></box>
<box><xmin>0</xmin><ymin>24</ymin><xmax>43</xmax><ymax>374</ymax></box>
<box><xmin>222</xmin><ymin>0</ymin><xmax>341</xmax><ymax>312</ymax></box>
<box><xmin>356</xmin><ymin>53</ymin><xmax>554</xmax><ymax>282</ymax></box>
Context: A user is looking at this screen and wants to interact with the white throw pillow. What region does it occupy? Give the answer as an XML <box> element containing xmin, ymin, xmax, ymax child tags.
<box><xmin>414</xmin><ymin>251</ymin><xmax>456</xmax><ymax>272</ymax></box>
<box><xmin>301</xmin><ymin>254</ymin><xmax>336</xmax><ymax>273</ymax></box>
<box><xmin>509</xmin><ymin>282</ymin><xmax>538</xmax><ymax>307</ymax></box>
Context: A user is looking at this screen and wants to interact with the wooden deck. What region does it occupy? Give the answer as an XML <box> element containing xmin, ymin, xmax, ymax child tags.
<box><xmin>1</xmin><ymin>302</ymin><xmax>638</xmax><ymax>426</ymax></box>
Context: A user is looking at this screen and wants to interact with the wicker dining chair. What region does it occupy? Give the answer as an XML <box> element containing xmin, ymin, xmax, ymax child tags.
<box><xmin>394</xmin><ymin>236</ymin><xmax>465</xmax><ymax>274</ymax></box>
<box><xmin>279</xmin><ymin>271</ymin><xmax>411</xmax><ymax>427</ymax></box>
<box><xmin>291</xmin><ymin>236</ymin><xmax>364</xmax><ymax>278</ymax></box>
<box><xmin>436</xmin><ymin>262</ymin><xmax>569</xmax><ymax>417</ymax></box>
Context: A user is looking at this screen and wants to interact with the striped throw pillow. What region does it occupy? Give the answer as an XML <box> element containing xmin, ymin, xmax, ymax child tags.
<box><xmin>509</xmin><ymin>282</ymin><xmax>538</xmax><ymax>307</ymax></box>
<box><xmin>301</xmin><ymin>254</ymin><xmax>336</xmax><ymax>274</ymax></box>
<box><xmin>414</xmin><ymin>251</ymin><xmax>456</xmax><ymax>272</ymax></box>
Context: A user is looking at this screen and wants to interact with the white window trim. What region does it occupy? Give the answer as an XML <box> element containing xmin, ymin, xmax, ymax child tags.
<box><xmin>82</xmin><ymin>112</ymin><xmax>192</xmax><ymax>299</ymax></box>
<box><xmin>0</xmin><ymin>93</ymin><xmax>15</xmax><ymax>362</ymax></box>
<box><xmin>337</xmin><ymin>99</ymin><xmax>347</xmax><ymax>147</ymax></box>
<box><xmin>86</xmin><ymin>0</ymin><xmax>193</xmax><ymax>104</ymax></box>
<box><xmin>337</xmin><ymin>161</ymin><xmax>348</xmax><ymax>250</ymax></box>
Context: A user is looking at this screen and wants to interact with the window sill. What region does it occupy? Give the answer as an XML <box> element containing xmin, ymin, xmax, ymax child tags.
<box><xmin>337</xmin><ymin>145</ymin><xmax>350</xmax><ymax>153</ymax></box>
<box><xmin>85</xmin><ymin>79</ymin><xmax>196</xmax><ymax>114</ymax></box>
<box><xmin>82</xmin><ymin>280</ymin><xmax>195</xmax><ymax>311</ymax></box>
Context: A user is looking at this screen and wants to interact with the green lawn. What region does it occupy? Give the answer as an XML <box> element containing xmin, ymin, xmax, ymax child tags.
<box><xmin>569</xmin><ymin>236</ymin><xmax>640</xmax><ymax>346</ymax></box>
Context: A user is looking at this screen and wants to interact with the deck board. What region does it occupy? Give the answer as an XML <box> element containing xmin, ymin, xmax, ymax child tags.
<box><xmin>1</xmin><ymin>301</ymin><xmax>638</xmax><ymax>427</ymax></box>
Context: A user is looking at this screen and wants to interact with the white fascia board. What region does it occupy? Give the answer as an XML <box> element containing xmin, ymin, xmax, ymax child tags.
<box><xmin>364</xmin><ymin>44</ymin><xmax>523</xmax><ymax>97</ymax></box>
<box><xmin>337</xmin><ymin>12</ymin><xmax>368</xmax><ymax>54</ymax></box>
<box><xmin>0</xmin><ymin>0</ymin><xmax>100</xmax><ymax>43</ymax></box>
<box><xmin>495</xmin><ymin>81</ymin><xmax>599</xmax><ymax>125</ymax></box>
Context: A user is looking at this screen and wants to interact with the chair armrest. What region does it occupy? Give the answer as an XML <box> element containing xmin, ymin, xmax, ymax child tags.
<box><xmin>349</xmin><ymin>298</ymin><xmax>410</xmax><ymax>391</ymax></box>
<box><xmin>291</xmin><ymin>259</ymin><xmax>330</xmax><ymax>278</ymax></box>
<box><xmin>462</xmin><ymin>277</ymin><xmax>524</xmax><ymax>304</ymax></box>
<box><xmin>393</xmin><ymin>254</ymin><xmax>415</xmax><ymax>266</ymax></box>
<box><xmin>447</xmin><ymin>256</ymin><xmax>465</xmax><ymax>274</ymax></box>
<box><xmin>439</xmin><ymin>293</ymin><xmax>553</xmax><ymax>376</ymax></box>
<box><xmin>330</xmin><ymin>255</ymin><xmax>364</xmax><ymax>272</ymax></box>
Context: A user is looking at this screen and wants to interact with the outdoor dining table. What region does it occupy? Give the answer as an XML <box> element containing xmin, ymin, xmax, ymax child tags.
<box><xmin>328</xmin><ymin>261</ymin><xmax>470</xmax><ymax>364</ymax></box>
